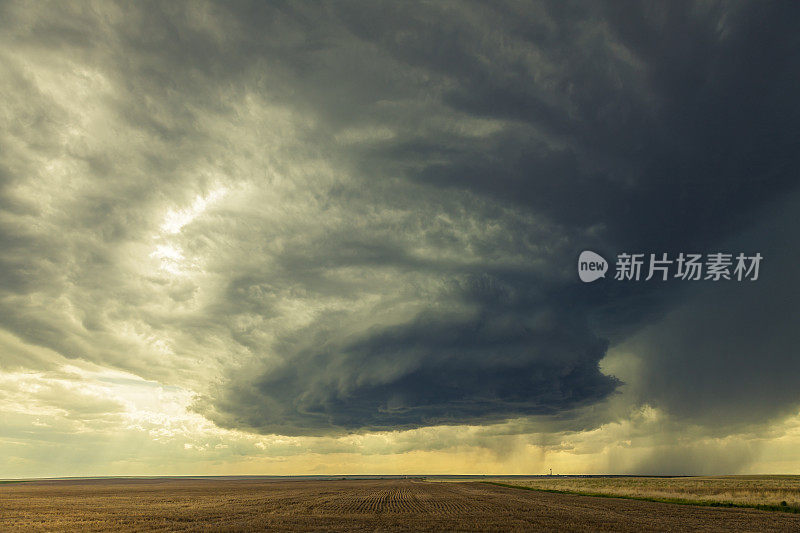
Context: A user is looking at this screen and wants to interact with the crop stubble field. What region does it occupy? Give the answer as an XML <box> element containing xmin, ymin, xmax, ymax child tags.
<box><xmin>2</xmin><ymin>478</ymin><xmax>800</xmax><ymax>531</ymax></box>
<box><xmin>486</xmin><ymin>475</ymin><xmax>800</xmax><ymax>510</ymax></box>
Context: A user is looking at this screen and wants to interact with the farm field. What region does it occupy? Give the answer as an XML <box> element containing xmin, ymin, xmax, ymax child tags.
<box><xmin>2</xmin><ymin>478</ymin><xmax>800</xmax><ymax>531</ymax></box>
<box><xmin>485</xmin><ymin>475</ymin><xmax>800</xmax><ymax>510</ymax></box>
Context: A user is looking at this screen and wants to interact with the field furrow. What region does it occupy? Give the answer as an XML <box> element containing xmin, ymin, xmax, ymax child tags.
<box><xmin>3</xmin><ymin>478</ymin><xmax>800</xmax><ymax>532</ymax></box>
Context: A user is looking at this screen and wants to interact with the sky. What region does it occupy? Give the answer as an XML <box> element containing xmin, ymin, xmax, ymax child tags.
<box><xmin>1</xmin><ymin>0</ymin><xmax>800</xmax><ymax>478</ymax></box>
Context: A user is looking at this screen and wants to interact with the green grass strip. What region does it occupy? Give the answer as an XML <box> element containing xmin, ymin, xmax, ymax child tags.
<box><xmin>482</xmin><ymin>481</ymin><xmax>800</xmax><ymax>514</ymax></box>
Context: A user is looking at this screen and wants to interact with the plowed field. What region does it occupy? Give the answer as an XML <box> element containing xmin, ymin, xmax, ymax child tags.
<box><xmin>2</xmin><ymin>478</ymin><xmax>799</xmax><ymax>531</ymax></box>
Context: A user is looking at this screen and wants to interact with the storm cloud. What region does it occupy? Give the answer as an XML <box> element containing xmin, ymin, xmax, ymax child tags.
<box><xmin>1</xmin><ymin>0</ymin><xmax>799</xmax><ymax>456</ymax></box>
<box><xmin>208</xmin><ymin>279</ymin><xmax>617</xmax><ymax>434</ymax></box>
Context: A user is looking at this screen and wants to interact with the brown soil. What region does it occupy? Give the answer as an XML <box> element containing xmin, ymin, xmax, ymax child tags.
<box><xmin>2</xmin><ymin>478</ymin><xmax>799</xmax><ymax>531</ymax></box>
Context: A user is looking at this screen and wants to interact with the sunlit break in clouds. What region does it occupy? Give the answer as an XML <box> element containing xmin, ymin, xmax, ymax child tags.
<box><xmin>1</xmin><ymin>1</ymin><xmax>800</xmax><ymax>478</ymax></box>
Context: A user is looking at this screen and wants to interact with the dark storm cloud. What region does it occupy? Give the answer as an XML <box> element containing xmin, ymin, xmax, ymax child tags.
<box><xmin>621</xmin><ymin>191</ymin><xmax>800</xmax><ymax>429</ymax></box>
<box><xmin>2</xmin><ymin>0</ymin><xmax>799</xmax><ymax>440</ymax></box>
<box><xmin>204</xmin><ymin>1</ymin><xmax>800</xmax><ymax>435</ymax></box>
<box><xmin>339</xmin><ymin>0</ymin><xmax>800</xmax><ymax>251</ymax></box>
<box><xmin>208</xmin><ymin>273</ymin><xmax>617</xmax><ymax>435</ymax></box>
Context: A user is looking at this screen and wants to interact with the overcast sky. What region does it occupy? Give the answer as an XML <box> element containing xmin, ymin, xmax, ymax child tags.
<box><xmin>2</xmin><ymin>0</ymin><xmax>800</xmax><ymax>477</ymax></box>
